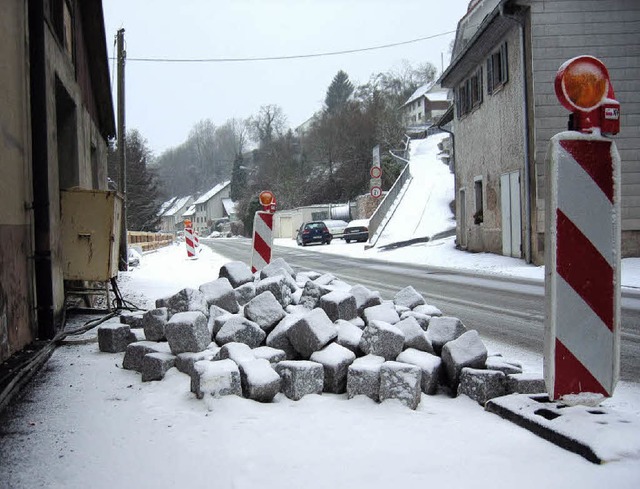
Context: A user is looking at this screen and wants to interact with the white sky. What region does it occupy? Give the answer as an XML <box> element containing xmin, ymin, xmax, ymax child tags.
<box><xmin>102</xmin><ymin>0</ymin><xmax>470</xmax><ymax>155</ymax></box>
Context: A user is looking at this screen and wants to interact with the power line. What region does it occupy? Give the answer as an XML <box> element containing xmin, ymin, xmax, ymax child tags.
<box><xmin>119</xmin><ymin>30</ymin><xmax>457</xmax><ymax>63</ymax></box>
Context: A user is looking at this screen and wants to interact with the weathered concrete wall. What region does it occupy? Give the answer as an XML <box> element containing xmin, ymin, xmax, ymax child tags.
<box><xmin>0</xmin><ymin>0</ymin><xmax>36</xmax><ymax>362</ymax></box>
<box><xmin>454</xmin><ymin>26</ymin><xmax>525</xmax><ymax>256</ymax></box>
<box><xmin>41</xmin><ymin>15</ymin><xmax>113</xmax><ymax>331</ymax></box>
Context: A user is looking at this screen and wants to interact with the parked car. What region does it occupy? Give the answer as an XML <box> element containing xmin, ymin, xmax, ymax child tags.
<box><xmin>296</xmin><ymin>221</ymin><xmax>332</xmax><ymax>246</ymax></box>
<box><xmin>342</xmin><ymin>219</ymin><xmax>369</xmax><ymax>243</ymax></box>
<box><xmin>322</xmin><ymin>219</ymin><xmax>349</xmax><ymax>239</ymax></box>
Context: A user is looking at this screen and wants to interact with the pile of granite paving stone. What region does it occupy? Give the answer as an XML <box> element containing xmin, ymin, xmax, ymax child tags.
<box><xmin>98</xmin><ymin>258</ymin><xmax>545</xmax><ymax>410</ymax></box>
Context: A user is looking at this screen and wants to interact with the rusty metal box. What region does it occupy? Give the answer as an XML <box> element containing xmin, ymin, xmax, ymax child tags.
<box><xmin>60</xmin><ymin>189</ymin><xmax>123</xmax><ymax>281</ymax></box>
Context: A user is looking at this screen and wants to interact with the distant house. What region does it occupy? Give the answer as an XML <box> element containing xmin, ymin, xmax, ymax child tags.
<box><xmin>0</xmin><ymin>0</ymin><xmax>115</xmax><ymax>362</ymax></box>
<box><xmin>402</xmin><ymin>83</ymin><xmax>451</xmax><ymax>137</ymax></box>
<box><xmin>159</xmin><ymin>196</ymin><xmax>194</xmax><ymax>233</ymax></box>
<box><xmin>193</xmin><ymin>181</ymin><xmax>232</xmax><ymax>235</ymax></box>
<box><xmin>439</xmin><ymin>0</ymin><xmax>640</xmax><ymax>264</ymax></box>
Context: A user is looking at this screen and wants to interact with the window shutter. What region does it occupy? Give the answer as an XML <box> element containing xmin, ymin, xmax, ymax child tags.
<box><xmin>478</xmin><ymin>67</ymin><xmax>483</xmax><ymax>104</ymax></box>
<box><xmin>501</xmin><ymin>42</ymin><xmax>509</xmax><ymax>84</ymax></box>
<box><xmin>486</xmin><ymin>58</ymin><xmax>493</xmax><ymax>95</ymax></box>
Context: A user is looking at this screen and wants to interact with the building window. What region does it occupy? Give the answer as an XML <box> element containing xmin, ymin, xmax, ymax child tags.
<box><xmin>474</xmin><ymin>177</ymin><xmax>483</xmax><ymax>224</ymax></box>
<box><xmin>455</xmin><ymin>67</ymin><xmax>483</xmax><ymax>118</ymax></box>
<box><xmin>487</xmin><ymin>42</ymin><xmax>509</xmax><ymax>94</ymax></box>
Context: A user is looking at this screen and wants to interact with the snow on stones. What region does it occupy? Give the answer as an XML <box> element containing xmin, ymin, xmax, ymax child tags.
<box><xmin>218</xmin><ymin>261</ymin><xmax>254</xmax><ymax>288</ymax></box>
<box><xmin>109</xmin><ymin>256</ymin><xmax>539</xmax><ymax>411</ymax></box>
<box><xmin>122</xmin><ymin>341</ymin><xmax>172</xmax><ymax>372</ymax></box>
<box><xmin>427</xmin><ymin>316</ymin><xmax>467</xmax><ymax>355</ymax></box>
<box><xmin>379</xmin><ymin>361</ymin><xmax>422</xmax><ymax>410</ymax></box>
<box><xmin>165</xmin><ymin>311</ymin><xmax>210</xmax><ymax>354</ymax></box>
<box><xmin>359</xmin><ymin>320</ymin><xmax>404</xmax><ymax>361</ymax></box>
<box><xmin>266</xmin><ymin>313</ymin><xmax>303</xmax><ymax>360</ymax></box>
<box><xmin>394</xmin><ymin>286</ymin><xmax>426</xmax><ymax>309</ymax></box>
<box><xmin>394</xmin><ymin>316</ymin><xmax>433</xmax><ymax>353</ymax></box>
<box><xmin>191</xmin><ymin>359</ymin><xmax>242</xmax><ymax>399</ymax></box>
<box><xmin>335</xmin><ymin>320</ymin><xmax>363</xmax><ymax>354</ymax></box>
<box><xmin>243</xmin><ymin>291</ymin><xmax>286</xmax><ymax>333</ymax></box>
<box><xmin>142</xmin><ymin>307</ymin><xmax>168</xmax><ymax>342</ymax></box>
<box><xmin>199</xmin><ymin>278</ymin><xmax>240</xmax><ymax>313</ymax></box>
<box><xmin>319</xmin><ymin>290</ymin><xmax>357</xmax><ymax>322</ymax></box>
<box><xmin>239</xmin><ymin>358</ymin><xmax>281</xmax><ymax>402</ymax></box>
<box><xmin>141</xmin><ymin>352</ymin><xmax>176</xmax><ymax>382</ymax></box>
<box><xmin>298</xmin><ymin>280</ymin><xmax>331</xmax><ymax>310</ymax></box>
<box><xmin>457</xmin><ymin>368</ymin><xmax>507</xmax><ymax>406</ymax></box>
<box><xmin>363</xmin><ymin>302</ymin><xmax>400</xmax><ymax>325</ymax></box>
<box><xmin>160</xmin><ymin>287</ymin><xmax>209</xmax><ymax>317</ymax></box>
<box><xmin>349</xmin><ymin>285</ymin><xmax>382</xmax><ymax>316</ymax></box>
<box><xmin>441</xmin><ymin>330</ymin><xmax>488</xmax><ymax>391</ymax></box>
<box><xmin>252</xmin><ymin>346</ymin><xmax>286</xmax><ymax>365</ymax></box>
<box><xmin>396</xmin><ymin>348</ymin><xmax>442</xmax><ymax>395</ymax></box>
<box><xmin>309</xmin><ymin>343</ymin><xmax>356</xmax><ymax>394</ymax></box>
<box><xmin>287</xmin><ymin>308</ymin><xmax>338</xmax><ymax>359</ymax></box>
<box><xmin>215</xmin><ymin>316</ymin><xmax>265</xmax><ymax>349</ymax></box>
<box><xmin>97</xmin><ymin>323</ymin><xmax>137</xmax><ymax>353</ymax></box>
<box><xmin>347</xmin><ymin>354</ymin><xmax>385</xmax><ymax>401</ymax></box>
<box><xmin>275</xmin><ymin>360</ymin><xmax>324</xmax><ymax>400</ymax></box>
<box><xmin>256</xmin><ymin>275</ymin><xmax>292</xmax><ymax>308</ymax></box>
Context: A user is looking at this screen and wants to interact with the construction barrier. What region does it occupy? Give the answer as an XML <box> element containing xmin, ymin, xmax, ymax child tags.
<box><xmin>251</xmin><ymin>211</ymin><xmax>273</xmax><ymax>273</ymax></box>
<box><xmin>127</xmin><ymin>231</ymin><xmax>174</xmax><ymax>251</ymax></box>
<box><xmin>544</xmin><ymin>56</ymin><xmax>621</xmax><ymax>401</ymax></box>
<box><xmin>184</xmin><ymin>226</ymin><xmax>196</xmax><ymax>258</ymax></box>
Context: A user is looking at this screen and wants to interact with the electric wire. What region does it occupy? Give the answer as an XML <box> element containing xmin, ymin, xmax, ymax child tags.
<box><xmin>112</xmin><ymin>30</ymin><xmax>456</xmax><ymax>63</ymax></box>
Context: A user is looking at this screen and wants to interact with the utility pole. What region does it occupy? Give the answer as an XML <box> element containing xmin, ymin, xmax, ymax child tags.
<box><xmin>116</xmin><ymin>28</ymin><xmax>128</xmax><ymax>271</ymax></box>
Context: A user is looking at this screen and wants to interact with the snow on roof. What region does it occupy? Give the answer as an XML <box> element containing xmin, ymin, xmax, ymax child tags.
<box><xmin>164</xmin><ymin>196</ymin><xmax>192</xmax><ymax>217</ymax></box>
<box><xmin>158</xmin><ymin>197</ymin><xmax>176</xmax><ymax>216</ymax></box>
<box><xmin>403</xmin><ymin>83</ymin><xmax>450</xmax><ymax>106</ymax></box>
<box><xmin>221</xmin><ymin>198</ymin><xmax>236</xmax><ymax>216</ymax></box>
<box><xmin>193</xmin><ymin>181</ymin><xmax>231</xmax><ymax>205</ymax></box>
<box><xmin>182</xmin><ymin>205</ymin><xmax>195</xmax><ymax>217</ymax></box>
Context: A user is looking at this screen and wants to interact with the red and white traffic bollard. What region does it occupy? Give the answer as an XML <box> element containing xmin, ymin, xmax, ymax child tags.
<box><xmin>544</xmin><ymin>56</ymin><xmax>621</xmax><ymax>401</ymax></box>
<box><xmin>251</xmin><ymin>191</ymin><xmax>276</xmax><ymax>273</ymax></box>
<box><xmin>194</xmin><ymin>230</ymin><xmax>200</xmax><ymax>251</ymax></box>
<box><xmin>184</xmin><ymin>219</ymin><xmax>196</xmax><ymax>258</ymax></box>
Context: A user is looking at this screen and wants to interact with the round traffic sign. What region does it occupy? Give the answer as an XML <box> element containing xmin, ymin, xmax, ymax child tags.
<box><xmin>370</xmin><ymin>166</ymin><xmax>382</xmax><ymax>179</ymax></box>
<box><xmin>370</xmin><ymin>186</ymin><xmax>382</xmax><ymax>198</ymax></box>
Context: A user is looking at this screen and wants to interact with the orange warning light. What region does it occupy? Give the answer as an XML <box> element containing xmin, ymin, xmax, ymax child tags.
<box><xmin>184</xmin><ymin>219</ymin><xmax>192</xmax><ymax>227</ymax></box>
<box><xmin>259</xmin><ymin>191</ymin><xmax>274</xmax><ymax>206</ymax></box>
<box><xmin>555</xmin><ymin>56</ymin><xmax>610</xmax><ymax>112</ymax></box>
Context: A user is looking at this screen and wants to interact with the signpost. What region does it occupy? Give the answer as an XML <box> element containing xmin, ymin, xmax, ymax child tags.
<box><xmin>544</xmin><ymin>56</ymin><xmax>621</xmax><ymax>402</ymax></box>
<box><xmin>370</xmin><ymin>145</ymin><xmax>382</xmax><ymax>197</ymax></box>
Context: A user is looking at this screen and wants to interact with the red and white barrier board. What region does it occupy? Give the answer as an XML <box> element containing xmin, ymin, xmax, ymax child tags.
<box><xmin>544</xmin><ymin>132</ymin><xmax>621</xmax><ymax>400</ymax></box>
<box><xmin>251</xmin><ymin>211</ymin><xmax>273</xmax><ymax>273</ymax></box>
<box><xmin>184</xmin><ymin>226</ymin><xmax>196</xmax><ymax>258</ymax></box>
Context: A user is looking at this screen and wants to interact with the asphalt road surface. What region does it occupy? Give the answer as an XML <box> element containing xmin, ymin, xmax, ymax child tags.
<box><xmin>202</xmin><ymin>238</ymin><xmax>640</xmax><ymax>383</ymax></box>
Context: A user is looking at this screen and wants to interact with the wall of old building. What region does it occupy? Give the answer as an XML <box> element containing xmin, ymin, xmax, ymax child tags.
<box><xmin>453</xmin><ymin>26</ymin><xmax>526</xmax><ymax>256</ymax></box>
<box><xmin>0</xmin><ymin>0</ymin><xmax>37</xmax><ymax>362</ymax></box>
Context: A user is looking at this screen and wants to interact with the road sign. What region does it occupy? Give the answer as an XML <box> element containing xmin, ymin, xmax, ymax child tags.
<box><xmin>370</xmin><ymin>166</ymin><xmax>382</xmax><ymax>179</ymax></box>
<box><xmin>370</xmin><ymin>186</ymin><xmax>382</xmax><ymax>198</ymax></box>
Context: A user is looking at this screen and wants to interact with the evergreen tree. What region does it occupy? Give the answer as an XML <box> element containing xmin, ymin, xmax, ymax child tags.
<box><xmin>121</xmin><ymin>129</ymin><xmax>162</xmax><ymax>231</ymax></box>
<box><xmin>230</xmin><ymin>153</ymin><xmax>247</xmax><ymax>201</ymax></box>
<box><xmin>324</xmin><ymin>70</ymin><xmax>354</xmax><ymax>114</ymax></box>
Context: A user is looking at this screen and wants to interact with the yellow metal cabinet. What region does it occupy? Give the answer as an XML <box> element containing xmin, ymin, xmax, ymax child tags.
<box><xmin>60</xmin><ymin>189</ymin><xmax>123</xmax><ymax>281</ymax></box>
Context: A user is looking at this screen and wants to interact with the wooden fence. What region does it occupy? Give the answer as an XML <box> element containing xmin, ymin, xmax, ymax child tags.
<box><xmin>127</xmin><ymin>231</ymin><xmax>174</xmax><ymax>251</ymax></box>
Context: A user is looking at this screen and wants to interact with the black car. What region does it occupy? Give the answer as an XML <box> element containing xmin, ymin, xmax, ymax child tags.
<box><xmin>342</xmin><ymin>219</ymin><xmax>369</xmax><ymax>243</ymax></box>
<box><xmin>296</xmin><ymin>221</ymin><xmax>332</xmax><ymax>246</ymax></box>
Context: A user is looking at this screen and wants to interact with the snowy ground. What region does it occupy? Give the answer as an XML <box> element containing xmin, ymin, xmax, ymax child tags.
<box><xmin>1</xmin><ymin>243</ymin><xmax>639</xmax><ymax>489</ymax></box>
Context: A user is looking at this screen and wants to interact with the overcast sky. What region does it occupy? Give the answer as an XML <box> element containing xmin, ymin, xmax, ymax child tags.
<box><xmin>103</xmin><ymin>0</ymin><xmax>470</xmax><ymax>156</ymax></box>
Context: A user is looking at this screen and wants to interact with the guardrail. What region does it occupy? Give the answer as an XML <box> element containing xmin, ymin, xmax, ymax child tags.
<box><xmin>128</xmin><ymin>231</ymin><xmax>174</xmax><ymax>251</ymax></box>
<box><xmin>365</xmin><ymin>136</ymin><xmax>413</xmax><ymax>249</ymax></box>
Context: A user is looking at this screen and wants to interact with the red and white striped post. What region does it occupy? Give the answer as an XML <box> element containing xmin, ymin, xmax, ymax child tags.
<box><xmin>544</xmin><ymin>56</ymin><xmax>621</xmax><ymax>401</ymax></box>
<box><xmin>184</xmin><ymin>219</ymin><xmax>196</xmax><ymax>259</ymax></box>
<box><xmin>251</xmin><ymin>191</ymin><xmax>276</xmax><ymax>273</ymax></box>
